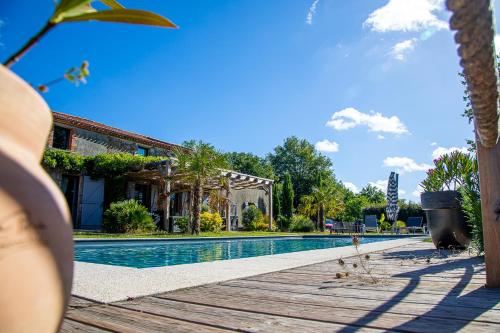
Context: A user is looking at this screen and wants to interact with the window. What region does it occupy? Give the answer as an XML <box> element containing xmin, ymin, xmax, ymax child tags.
<box><xmin>136</xmin><ymin>146</ymin><xmax>149</xmax><ymax>156</ymax></box>
<box><xmin>134</xmin><ymin>183</ymin><xmax>151</xmax><ymax>208</ymax></box>
<box><xmin>52</xmin><ymin>126</ymin><xmax>71</xmax><ymax>150</ymax></box>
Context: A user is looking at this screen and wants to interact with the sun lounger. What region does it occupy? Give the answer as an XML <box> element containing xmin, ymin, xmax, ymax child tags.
<box><xmin>403</xmin><ymin>216</ymin><xmax>425</xmax><ymax>234</ymax></box>
<box><xmin>363</xmin><ymin>215</ymin><xmax>379</xmax><ymax>233</ymax></box>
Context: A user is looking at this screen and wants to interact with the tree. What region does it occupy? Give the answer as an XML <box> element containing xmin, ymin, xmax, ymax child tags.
<box><xmin>282</xmin><ymin>173</ymin><xmax>294</xmax><ymax>219</ymax></box>
<box><xmin>225</xmin><ymin>152</ymin><xmax>274</xmax><ymax>178</ymax></box>
<box><xmin>359</xmin><ymin>184</ymin><xmax>386</xmax><ymax>204</ymax></box>
<box><xmin>298</xmin><ymin>178</ymin><xmax>343</xmax><ymax>231</ymax></box>
<box><xmin>174</xmin><ymin>141</ymin><xmax>227</xmax><ymax>235</ymax></box>
<box><xmin>335</xmin><ymin>188</ymin><xmax>369</xmax><ymax>222</ymax></box>
<box><xmin>272</xmin><ymin>182</ymin><xmax>282</xmax><ymax>221</ymax></box>
<box><xmin>267</xmin><ymin>136</ymin><xmax>334</xmax><ymax>207</ymax></box>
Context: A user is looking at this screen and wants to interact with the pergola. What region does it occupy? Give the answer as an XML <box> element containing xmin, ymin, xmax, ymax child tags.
<box><xmin>126</xmin><ymin>160</ymin><xmax>274</xmax><ymax>231</ymax></box>
<box><xmin>448</xmin><ymin>0</ymin><xmax>500</xmax><ymax>287</ymax></box>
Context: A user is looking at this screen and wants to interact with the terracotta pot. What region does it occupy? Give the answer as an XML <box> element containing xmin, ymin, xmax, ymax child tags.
<box><xmin>421</xmin><ymin>190</ymin><xmax>471</xmax><ymax>249</ymax></box>
<box><xmin>0</xmin><ymin>65</ymin><xmax>73</xmax><ymax>333</ymax></box>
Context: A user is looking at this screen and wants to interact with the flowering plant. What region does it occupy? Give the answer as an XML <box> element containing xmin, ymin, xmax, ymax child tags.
<box><xmin>420</xmin><ymin>151</ymin><xmax>478</xmax><ymax>192</ymax></box>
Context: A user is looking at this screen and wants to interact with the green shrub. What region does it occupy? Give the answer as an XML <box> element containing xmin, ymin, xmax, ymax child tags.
<box><xmin>289</xmin><ymin>215</ymin><xmax>315</xmax><ymax>232</ymax></box>
<box><xmin>396</xmin><ymin>220</ymin><xmax>406</xmax><ymax>228</ymax></box>
<box><xmin>201</xmin><ymin>203</ymin><xmax>210</xmax><ymax>213</ymax></box>
<box><xmin>363</xmin><ymin>202</ymin><xmax>426</xmax><ymax>226</ymax></box>
<box><xmin>175</xmin><ymin>216</ymin><xmax>189</xmax><ymax>233</ymax></box>
<box><xmin>242</xmin><ymin>205</ymin><xmax>264</xmax><ymax>228</ymax></box>
<box><xmin>377</xmin><ymin>213</ymin><xmax>391</xmax><ymax>231</ymax></box>
<box><xmin>277</xmin><ymin>215</ymin><xmax>290</xmax><ymax>231</ymax></box>
<box><xmin>103</xmin><ymin>200</ymin><xmax>155</xmax><ymax>233</ymax></box>
<box><xmin>242</xmin><ymin>206</ymin><xmax>269</xmax><ymax>231</ymax></box>
<box><xmin>459</xmin><ymin>156</ymin><xmax>482</xmax><ymax>253</ymax></box>
<box><xmin>200</xmin><ymin>212</ymin><xmax>223</xmax><ymax>232</ymax></box>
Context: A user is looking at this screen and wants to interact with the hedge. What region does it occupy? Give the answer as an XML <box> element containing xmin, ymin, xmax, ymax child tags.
<box><xmin>362</xmin><ymin>203</ymin><xmax>426</xmax><ymax>225</ymax></box>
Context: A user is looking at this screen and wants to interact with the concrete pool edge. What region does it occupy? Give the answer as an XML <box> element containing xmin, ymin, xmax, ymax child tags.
<box><xmin>72</xmin><ymin>237</ymin><xmax>425</xmax><ymax>303</ymax></box>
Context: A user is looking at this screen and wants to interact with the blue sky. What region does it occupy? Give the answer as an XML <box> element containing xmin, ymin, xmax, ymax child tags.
<box><xmin>2</xmin><ymin>0</ymin><xmax>497</xmax><ymax>201</ymax></box>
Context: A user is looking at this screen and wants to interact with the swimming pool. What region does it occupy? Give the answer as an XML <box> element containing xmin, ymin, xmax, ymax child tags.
<box><xmin>75</xmin><ymin>236</ymin><xmax>400</xmax><ymax>268</ymax></box>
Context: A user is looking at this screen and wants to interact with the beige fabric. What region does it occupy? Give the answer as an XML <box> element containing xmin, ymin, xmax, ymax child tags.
<box><xmin>0</xmin><ymin>65</ymin><xmax>73</xmax><ymax>333</ymax></box>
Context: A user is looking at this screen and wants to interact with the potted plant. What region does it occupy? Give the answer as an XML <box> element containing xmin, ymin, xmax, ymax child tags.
<box><xmin>420</xmin><ymin>151</ymin><xmax>474</xmax><ymax>248</ymax></box>
<box><xmin>0</xmin><ymin>1</ymin><xmax>175</xmax><ymax>332</ymax></box>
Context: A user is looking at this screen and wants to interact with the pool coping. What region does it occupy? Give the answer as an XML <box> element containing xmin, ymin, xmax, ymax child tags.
<box><xmin>72</xmin><ymin>237</ymin><xmax>426</xmax><ymax>303</ymax></box>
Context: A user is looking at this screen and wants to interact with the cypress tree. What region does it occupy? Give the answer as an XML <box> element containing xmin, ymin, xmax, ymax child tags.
<box><xmin>272</xmin><ymin>183</ymin><xmax>282</xmax><ymax>221</ymax></box>
<box><xmin>282</xmin><ymin>173</ymin><xmax>294</xmax><ymax>220</ymax></box>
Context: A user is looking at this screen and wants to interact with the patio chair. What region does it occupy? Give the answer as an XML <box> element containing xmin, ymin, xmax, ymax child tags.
<box><xmin>363</xmin><ymin>215</ymin><xmax>379</xmax><ymax>233</ymax></box>
<box><xmin>404</xmin><ymin>217</ymin><xmax>425</xmax><ymax>234</ymax></box>
<box><xmin>344</xmin><ymin>221</ymin><xmax>358</xmax><ymax>234</ymax></box>
<box><xmin>331</xmin><ymin>221</ymin><xmax>347</xmax><ymax>234</ymax></box>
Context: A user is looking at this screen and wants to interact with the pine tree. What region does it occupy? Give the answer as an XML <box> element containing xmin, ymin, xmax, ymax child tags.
<box><xmin>282</xmin><ymin>173</ymin><xmax>294</xmax><ymax>220</ymax></box>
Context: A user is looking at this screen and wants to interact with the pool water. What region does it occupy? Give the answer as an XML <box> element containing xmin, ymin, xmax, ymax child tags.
<box><xmin>75</xmin><ymin>237</ymin><xmax>397</xmax><ymax>268</ymax></box>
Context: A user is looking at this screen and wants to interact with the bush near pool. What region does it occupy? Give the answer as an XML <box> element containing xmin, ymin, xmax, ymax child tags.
<box><xmin>103</xmin><ymin>199</ymin><xmax>155</xmax><ymax>233</ymax></box>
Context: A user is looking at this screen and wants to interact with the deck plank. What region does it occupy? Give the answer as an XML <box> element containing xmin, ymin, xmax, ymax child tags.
<box><xmin>114</xmin><ymin>297</ymin><xmax>389</xmax><ymax>333</ymax></box>
<box><xmin>65</xmin><ymin>305</ymin><xmax>233</xmax><ymax>333</ymax></box>
<box><xmin>63</xmin><ymin>241</ymin><xmax>500</xmax><ymax>333</ymax></box>
<box><xmin>156</xmin><ymin>289</ymin><xmax>500</xmax><ymax>332</ymax></box>
<box><xmin>219</xmin><ymin>279</ymin><xmax>500</xmax><ymax>310</ymax></box>
<box><xmin>173</xmin><ymin>283</ymin><xmax>500</xmax><ymax>323</ymax></box>
<box><xmin>59</xmin><ymin>319</ymin><xmax>111</xmax><ymax>333</ymax></box>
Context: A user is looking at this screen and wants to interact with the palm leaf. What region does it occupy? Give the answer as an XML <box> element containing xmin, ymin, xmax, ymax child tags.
<box><xmin>53</xmin><ymin>0</ymin><xmax>93</xmax><ymax>21</ymax></box>
<box><xmin>99</xmin><ymin>0</ymin><xmax>124</xmax><ymax>9</ymax></box>
<box><xmin>60</xmin><ymin>9</ymin><xmax>177</xmax><ymax>28</ymax></box>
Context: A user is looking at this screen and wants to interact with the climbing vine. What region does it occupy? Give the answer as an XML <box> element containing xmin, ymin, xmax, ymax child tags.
<box><xmin>42</xmin><ymin>149</ymin><xmax>166</xmax><ymax>177</ymax></box>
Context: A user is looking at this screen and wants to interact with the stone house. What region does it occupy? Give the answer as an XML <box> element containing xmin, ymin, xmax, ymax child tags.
<box><xmin>45</xmin><ymin>112</ymin><xmax>273</xmax><ymax>231</ymax></box>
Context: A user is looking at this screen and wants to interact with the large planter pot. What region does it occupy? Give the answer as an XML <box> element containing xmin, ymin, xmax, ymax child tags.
<box><xmin>0</xmin><ymin>65</ymin><xmax>73</xmax><ymax>332</ymax></box>
<box><xmin>421</xmin><ymin>190</ymin><xmax>471</xmax><ymax>249</ymax></box>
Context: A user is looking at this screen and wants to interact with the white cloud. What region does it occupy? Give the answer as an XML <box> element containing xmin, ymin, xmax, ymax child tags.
<box><xmin>383</xmin><ymin>156</ymin><xmax>432</xmax><ymax>174</ymax></box>
<box><xmin>412</xmin><ymin>186</ymin><xmax>424</xmax><ymax>198</ymax></box>
<box><xmin>306</xmin><ymin>0</ymin><xmax>320</xmax><ymax>25</ymax></box>
<box><xmin>343</xmin><ymin>182</ymin><xmax>359</xmax><ymax>193</ymax></box>
<box><xmin>377</xmin><ymin>134</ymin><xmax>386</xmax><ymax>140</ymax></box>
<box><xmin>369</xmin><ymin>180</ymin><xmax>388</xmax><ymax>192</ymax></box>
<box><xmin>495</xmin><ymin>34</ymin><xmax>500</xmax><ymax>51</ymax></box>
<box><xmin>326</xmin><ymin>107</ymin><xmax>409</xmax><ymax>134</ymax></box>
<box><xmin>315</xmin><ymin>139</ymin><xmax>339</xmax><ymax>153</ymax></box>
<box><xmin>390</xmin><ymin>38</ymin><xmax>418</xmax><ymax>60</ymax></box>
<box><xmin>364</xmin><ymin>0</ymin><xmax>447</xmax><ymax>33</ymax></box>
<box><xmin>368</xmin><ymin>180</ymin><xmax>406</xmax><ymax>196</ymax></box>
<box><xmin>431</xmin><ymin>146</ymin><xmax>468</xmax><ymax>159</ymax></box>
<box><xmin>430</xmin><ymin>142</ymin><xmax>437</xmax><ymax>146</ymax></box>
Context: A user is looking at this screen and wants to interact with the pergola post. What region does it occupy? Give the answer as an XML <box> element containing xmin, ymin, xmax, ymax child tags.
<box><xmin>476</xmin><ymin>140</ymin><xmax>500</xmax><ymax>288</ymax></box>
<box><xmin>268</xmin><ymin>183</ymin><xmax>273</xmax><ymax>230</ymax></box>
<box><xmin>161</xmin><ymin>160</ymin><xmax>172</xmax><ymax>231</ymax></box>
<box><xmin>225</xmin><ymin>178</ymin><xmax>231</xmax><ymax>231</ymax></box>
<box><xmin>447</xmin><ymin>0</ymin><xmax>500</xmax><ymax>288</ymax></box>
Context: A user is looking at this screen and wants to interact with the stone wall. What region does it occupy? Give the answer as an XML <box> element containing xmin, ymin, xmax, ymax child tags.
<box><xmin>48</xmin><ymin>123</ymin><xmax>173</xmax><ymax>157</ymax></box>
<box><xmin>230</xmin><ymin>188</ymin><xmax>270</xmax><ymax>228</ymax></box>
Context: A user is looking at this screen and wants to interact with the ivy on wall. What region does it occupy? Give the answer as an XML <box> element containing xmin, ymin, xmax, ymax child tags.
<box><xmin>42</xmin><ymin>148</ymin><xmax>167</xmax><ymax>177</ymax></box>
<box><xmin>43</xmin><ymin>148</ymin><xmax>86</xmax><ymax>173</ymax></box>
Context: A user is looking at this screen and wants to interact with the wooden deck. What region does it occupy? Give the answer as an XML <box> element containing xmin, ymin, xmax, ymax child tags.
<box><xmin>61</xmin><ymin>242</ymin><xmax>500</xmax><ymax>332</ymax></box>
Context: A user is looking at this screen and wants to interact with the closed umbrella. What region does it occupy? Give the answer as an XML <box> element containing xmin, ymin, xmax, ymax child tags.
<box><xmin>386</xmin><ymin>172</ymin><xmax>399</xmax><ymax>225</ymax></box>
